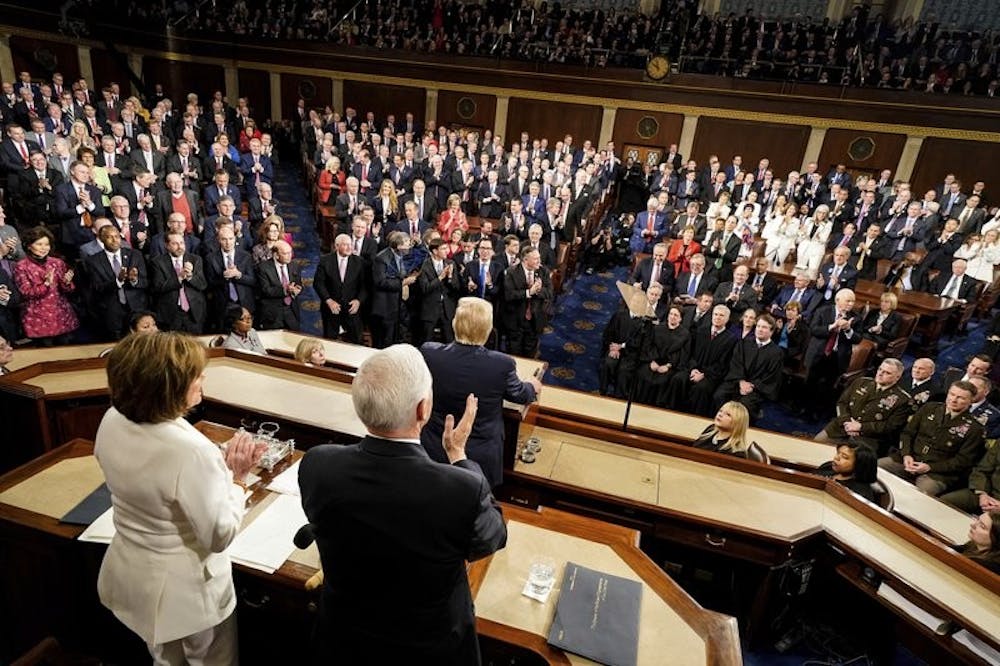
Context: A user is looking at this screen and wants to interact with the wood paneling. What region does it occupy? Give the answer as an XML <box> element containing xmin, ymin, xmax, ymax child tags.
<box><xmin>817</xmin><ymin>129</ymin><xmax>907</xmax><ymax>176</ymax></box>
<box><xmin>505</xmin><ymin>97</ymin><xmax>602</xmax><ymax>147</ymax></box>
<box><xmin>142</xmin><ymin>57</ymin><xmax>224</xmax><ymax>107</ymax></box>
<box><xmin>342</xmin><ymin>80</ymin><xmax>426</xmax><ymax>126</ymax></box>
<box><xmin>437</xmin><ymin>90</ymin><xmax>496</xmax><ymax>133</ymax></box>
<box><xmin>279</xmin><ymin>74</ymin><xmax>332</xmax><ymax>120</ymax></box>
<box><xmin>910</xmin><ymin>138</ymin><xmax>1000</xmax><ymax>197</ymax></box>
<box><xmin>89</xmin><ymin>48</ymin><xmax>132</xmax><ymax>91</ymax></box>
<box><xmin>237</xmin><ymin>68</ymin><xmax>270</xmax><ymax>121</ymax></box>
<box><xmin>691</xmin><ymin>118</ymin><xmax>811</xmax><ymax>178</ymax></box>
<box><xmin>612</xmin><ymin>109</ymin><xmax>684</xmax><ymax>152</ymax></box>
<box><xmin>9</xmin><ymin>36</ymin><xmax>80</xmax><ymax>83</ymax></box>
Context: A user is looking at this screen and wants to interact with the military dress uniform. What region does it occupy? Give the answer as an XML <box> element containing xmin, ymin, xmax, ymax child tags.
<box><xmin>881</xmin><ymin>403</ymin><xmax>986</xmax><ymax>496</ymax></box>
<box><xmin>940</xmin><ymin>444</ymin><xmax>1000</xmax><ymax>514</ymax></box>
<box><xmin>821</xmin><ymin>377</ymin><xmax>913</xmax><ymax>455</ymax></box>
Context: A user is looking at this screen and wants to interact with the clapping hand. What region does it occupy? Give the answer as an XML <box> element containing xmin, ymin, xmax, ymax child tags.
<box><xmin>224</xmin><ymin>430</ymin><xmax>267</xmax><ymax>483</ymax></box>
<box><xmin>62</xmin><ymin>269</ymin><xmax>74</xmax><ymax>285</ymax></box>
<box><xmin>442</xmin><ymin>393</ymin><xmax>479</xmax><ymax>464</ymax></box>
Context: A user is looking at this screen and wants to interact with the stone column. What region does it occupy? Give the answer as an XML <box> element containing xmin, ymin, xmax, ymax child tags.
<box><xmin>598</xmin><ymin>106</ymin><xmax>617</xmax><ymax>147</ymax></box>
<box><xmin>0</xmin><ymin>33</ymin><xmax>14</xmax><ymax>85</ymax></box>
<box><xmin>424</xmin><ymin>88</ymin><xmax>438</xmax><ymax>126</ymax></box>
<box><xmin>332</xmin><ymin>77</ymin><xmax>343</xmax><ymax>112</ymax></box>
<box><xmin>895</xmin><ymin>136</ymin><xmax>925</xmax><ymax>182</ymax></box>
<box><xmin>77</xmin><ymin>45</ymin><xmax>94</xmax><ymax>88</ymax></box>
<box><xmin>677</xmin><ymin>114</ymin><xmax>699</xmax><ymax>162</ymax></box>
<box><xmin>801</xmin><ymin>127</ymin><xmax>828</xmax><ymax>172</ymax></box>
<box><xmin>494</xmin><ymin>95</ymin><xmax>510</xmax><ymax>137</ymax></box>
<box><xmin>224</xmin><ymin>64</ymin><xmax>239</xmax><ymax>103</ymax></box>
<box><xmin>269</xmin><ymin>72</ymin><xmax>281</xmax><ymax>122</ymax></box>
<box><xmin>127</xmin><ymin>53</ymin><xmax>143</xmax><ymax>97</ymax></box>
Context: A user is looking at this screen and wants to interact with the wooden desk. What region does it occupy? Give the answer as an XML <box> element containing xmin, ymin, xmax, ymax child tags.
<box><xmin>536</xmin><ymin>385</ymin><xmax>972</xmax><ymax>546</ymax></box>
<box><xmin>6</xmin><ymin>335</ymin><xmax>219</xmax><ymax>372</ymax></box>
<box><xmin>498</xmin><ymin>413</ymin><xmax>1000</xmax><ymax>658</ymax></box>
<box><xmin>0</xmin><ymin>434</ymin><xmax>739</xmax><ymax>665</ymax></box>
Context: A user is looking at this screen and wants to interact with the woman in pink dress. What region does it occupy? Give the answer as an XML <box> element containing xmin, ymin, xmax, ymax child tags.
<box><xmin>13</xmin><ymin>227</ymin><xmax>79</xmax><ymax>345</ymax></box>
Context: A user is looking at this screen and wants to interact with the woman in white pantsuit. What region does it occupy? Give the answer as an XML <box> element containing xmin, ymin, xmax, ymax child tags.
<box><xmin>95</xmin><ymin>332</ymin><xmax>264</xmax><ymax>665</ymax></box>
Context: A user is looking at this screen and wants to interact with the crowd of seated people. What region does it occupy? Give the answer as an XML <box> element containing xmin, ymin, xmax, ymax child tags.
<box><xmin>52</xmin><ymin>0</ymin><xmax>1000</xmax><ymax>96</ymax></box>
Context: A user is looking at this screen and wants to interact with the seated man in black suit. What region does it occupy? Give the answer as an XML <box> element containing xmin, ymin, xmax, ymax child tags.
<box><xmin>299</xmin><ymin>344</ymin><xmax>507</xmax><ymax>664</ymax></box>
<box><xmin>420</xmin><ymin>297</ymin><xmax>541</xmax><ymax>487</ymax></box>
<box><xmin>674</xmin><ymin>253</ymin><xmax>717</xmax><ymax>306</ymax></box>
<box><xmin>713</xmin><ymin>313</ymin><xmax>784</xmax><ymax>418</ymax></box>
<box><xmin>802</xmin><ymin>289</ymin><xmax>862</xmax><ymax>419</ymax></box>
<box><xmin>747</xmin><ymin>256</ymin><xmax>779</xmax><ymax>307</ymax></box>
<box><xmin>664</xmin><ymin>303</ymin><xmax>736</xmax><ymax>416</ymax></box>
<box><xmin>882</xmin><ymin>251</ymin><xmax>929</xmax><ymax>292</ymax></box>
<box><xmin>940</xmin><ymin>354</ymin><xmax>993</xmax><ymax>397</ymax></box>
<box><xmin>769</xmin><ymin>271</ymin><xmax>819</xmax><ymax>321</ymax></box>
<box><xmin>927</xmin><ymin>257</ymin><xmax>979</xmax><ymax>304</ymax></box>
<box><xmin>853</xmin><ymin>222</ymin><xmax>890</xmax><ymax>281</ymax></box>
<box><xmin>631</xmin><ymin>242</ymin><xmax>675</xmax><ymax>298</ymax></box>
<box><xmin>713</xmin><ymin>263</ymin><xmax>758</xmax><ymax>318</ymax></box>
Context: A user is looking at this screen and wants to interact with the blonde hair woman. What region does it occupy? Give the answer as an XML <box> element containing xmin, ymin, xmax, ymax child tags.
<box><xmin>294</xmin><ymin>337</ymin><xmax>327</xmax><ymax>366</ymax></box>
<box><xmin>762</xmin><ymin>201</ymin><xmax>800</xmax><ymax>267</ymax></box>
<box><xmin>795</xmin><ymin>204</ymin><xmax>832</xmax><ymax>277</ymax></box>
<box><xmin>69</xmin><ymin>119</ymin><xmax>96</xmax><ymax>153</ymax></box>
<box><xmin>437</xmin><ymin>193</ymin><xmax>468</xmax><ymax>238</ymax></box>
<box><xmin>958</xmin><ymin>229</ymin><xmax>1000</xmax><ymax>283</ymax></box>
<box><xmin>375</xmin><ymin>179</ymin><xmax>399</xmax><ymax>227</ymax></box>
<box><xmin>692</xmin><ymin>401</ymin><xmax>767</xmax><ymax>462</ymax></box>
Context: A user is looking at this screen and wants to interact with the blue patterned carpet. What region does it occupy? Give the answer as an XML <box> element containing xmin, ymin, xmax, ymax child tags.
<box><xmin>275</xmin><ymin>163</ymin><xmax>991</xmax><ymax>439</ymax></box>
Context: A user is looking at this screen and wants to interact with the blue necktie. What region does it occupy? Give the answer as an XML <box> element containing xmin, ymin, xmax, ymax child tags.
<box><xmin>687</xmin><ymin>275</ymin><xmax>697</xmax><ymax>297</ymax></box>
<box><xmin>479</xmin><ymin>263</ymin><xmax>487</xmax><ymax>298</ymax></box>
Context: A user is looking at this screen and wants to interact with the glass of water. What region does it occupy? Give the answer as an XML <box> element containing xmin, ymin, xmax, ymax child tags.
<box><xmin>527</xmin><ymin>557</ymin><xmax>557</xmax><ymax>597</ymax></box>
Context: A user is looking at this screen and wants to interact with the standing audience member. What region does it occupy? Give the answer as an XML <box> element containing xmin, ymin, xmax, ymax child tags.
<box><xmin>13</xmin><ymin>226</ymin><xmax>78</xmax><ymax>345</ymax></box>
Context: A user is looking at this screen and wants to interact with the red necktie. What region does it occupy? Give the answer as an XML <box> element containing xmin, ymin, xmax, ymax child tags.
<box><xmin>18</xmin><ymin>143</ymin><xmax>28</xmax><ymax>165</ymax></box>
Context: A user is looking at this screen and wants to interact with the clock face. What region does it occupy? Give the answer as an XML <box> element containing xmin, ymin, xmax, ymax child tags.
<box><xmin>646</xmin><ymin>56</ymin><xmax>669</xmax><ymax>80</ymax></box>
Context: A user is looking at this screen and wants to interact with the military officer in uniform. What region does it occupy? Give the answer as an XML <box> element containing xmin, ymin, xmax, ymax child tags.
<box><xmin>816</xmin><ymin>358</ymin><xmax>912</xmax><ymax>456</ymax></box>
<box><xmin>968</xmin><ymin>376</ymin><xmax>1000</xmax><ymax>440</ymax></box>
<box><xmin>878</xmin><ymin>380</ymin><xmax>986</xmax><ymax>496</ymax></box>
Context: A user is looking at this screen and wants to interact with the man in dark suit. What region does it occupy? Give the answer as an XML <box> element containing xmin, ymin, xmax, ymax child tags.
<box><xmin>522</xmin><ymin>223</ymin><xmax>555</xmax><ymax>269</ymax></box>
<box><xmin>394</xmin><ymin>200</ymin><xmax>430</xmax><ymax>244</ymax></box>
<box><xmin>703</xmin><ymin>218</ymin><xmax>742</xmax><ymax>280</ymax></box>
<box><xmin>674</xmin><ymin>254</ymin><xmax>718</xmax><ymax>305</ymax></box>
<box><xmin>629</xmin><ymin>198</ymin><xmax>669</xmax><ymax>255</ymax></box>
<box><xmin>415</xmin><ymin>238</ymin><xmax>461</xmax><ymax>346</ymax></box>
<box><xmin>664</xmin><ymin>304</ymin><xmax>737</xmax><ymax>415</ymax></box>
<box><xmin>314</xmin><ymin>234</ymin><xmax>368</xmax><ymax>342</ymax></box>
<box><xmin>299</xmin><ymin>345</ymin><xmax>506</xmax><ymax>665</ymax></box>
<box><xmin>203</xmin><ymin>170</ymin><xmax>242</xmax><ymax>217</ymax></box>
<box><xmin>152</xmin><ymin>173</ymin><xmax>201</xmax><ymax>237</ymax></box>
<box><xmin>165</xmin><ymin>140</ymin><xmax>202</xmax><ymax>190</ymax></box>
<box><xmin>671</xmin><ymin>201</ymin><xmax>706</xmax><ymax>240</ymax></box>
<box><xmin>955</xmin><ymin>195</ymin><xmax>986</xmax><ymax>235</ymax></box>
<box><xmin>713</xmin><ymin>264</ymin><xmax>758</xmax><ymax>318</ymax></box>
<box><xmin>747</xmin><ymin>256</ymin><xmax>779</xmax><ymax>307</ymax></box>
<box><xmin>939</xmin><ymin>355</ymin><xmax>993</xmax><ymax>400</ymax></box>
<box><xmin>148</xmin><ymin>231</ymin><xmax>208</xmax><ymax>333</ymax></box>
<box><xmin>420</xmin><ymin>297</ymin><xmax>541</xmax><ymax>487</ymax></box>
<box><xmin>922</xmin><ymin>218</ymin><xmax>964</xmax><ymax>273</ymax></box>
<box><xmin>464</xmin><ymin>237</ymin><xmax>503</xmax><ymax>312</ymax></box>
<box><xmin>401</xmin><ymin>178</ymin><xmax>439</xmax><ymax>226</ymax></box>
<box><xmin>476</xmin><ymin>170</ymin><xmax>508</xmax><ymax>219</ymax></box>
<box><xmin>802</xmin><ymin>289</ymin><xmax>862</xmax><ymax>418</ymax></box>
<box><xmin>0</xmin><ymin>123</ymin><xmax>40</xmax><ymax>176</ymax></box>
<box><xmin>15</xmin><ymin>151</ymin><xmax>62</xmax><ymax>226</ymax></box>
<box><xmin>503</xmin><ymin>247</ymin><xmax>552</xmax><ymax>358</ymax></box>
<box><xmin>884</xmin><ymin>202</ymin><xmax>931</xmax><ymax>260</ymax></box>
<box><xmin>371</xmin><ymin>231</ymin><xmax>418</xmax><ymax>348</ymax></box>
<box><xmin>82</xmin><ymin>224</ymin><xmax>148</xmax><ymax>340</ymax></box>
<box><xmin>713</xmin><ymin>313</ymin><xmax>784</xmax><ymax>416</ymax></box>
<box><xmin>853</xmin><ymin>223</ymin><xmax>891</xmax><ymax>280</ymax></box>
<box><xmin>631</xmin><ymin>243</ymin><xmax>675</xmax><ymax>297</ymax></box>
<box><xmin>928</xmin><ymin>258</ymin><xmax>979</xmax><ymax>304</ymax></box>
<box><xmin>53</xmin><ymin>160</ymin><xmax>105</xmax><ymax>255</ymax></box>
<box><xmin>813</xmin><ymin>246</ymin><xmax>860</xmax><ymax>308</ymax></box>
<box><xmin>204</xmin><ymin>223</ymin><xmax>257</xmax><ymax>332</ymax></box>
<box><xmin>239</xmin><ymin>138</ymin><xmax>274</xmax><ymax>192</ymax></box>
<box><xmin>255</xmin><ymin>240</ymin><xmax>302</xmax><ymax>330</ymax></box>
<box><xmin>769</xmin><ymin>271</ymin><xmax>820</xmax><ymax>321</ymax></box>
<box><xmin>674</xmin><ymin>171</ymin><xmax>700</xmax><ymax>210</ymax></box>
<box><xmin>883</xmin><ymin>252</ymin><xmax>930</xmax><ymax>292</ymax></box>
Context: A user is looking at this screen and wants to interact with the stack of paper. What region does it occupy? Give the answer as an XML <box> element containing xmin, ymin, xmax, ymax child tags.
<box><xmin>265</xmin><ymin>460</ymin><xmax>301</xmax><ymax>496</ymax></box>
<box><xmin>78</xmin><ymin>507</ymin><xmax>116</xmax><ymax>544</ymax></box>
<box><xmin>228</xmin><ymin>493</ymin><xmax>305</xmax><ymax>573</ymax></box>
<box><xmin>953</xmin><ymin>629</ymin><xmax>1000</xmax><ymax>664</ymax></box>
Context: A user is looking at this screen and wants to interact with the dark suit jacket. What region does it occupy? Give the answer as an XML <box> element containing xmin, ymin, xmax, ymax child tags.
<box><xmin>686</xmin><ymin>326</ymin><xmax>738</xmax><ymax>383</ymax></box>
<box><xmin>239</xmin><ymin>153</ymin><xmax>274</xmax><ymax>186</ymax></box>
<box><xmin>814</xmin><ymin>261</ymin><xmax>860</xmax><ymax>302</ymax></box>
<box><xmin>464</xmin><ymin>259</ymin><xmax>503</xmax><ymax>304</ymax></box>
<box><xmin>713</xmin><ymin>281</ymin><xmax>759</xmax><ymax>315</ymax></box>
<box><xmin>860</xmin><ymin>309</ymin><xmax>902</xmax><ymax>348</ymax></box>
<box><xmin>152</xmin><ymin>190</ymin><xmax>201</xmax><ymax>237</ymax></box>
<box><xmin>82</xmin><ymin>247</ymin><xmax>148</xmax><ymax>323</ymax></box>
<box><xmin>420</xmin><ymin>342</ymin><xmax>537</xmax><ymax>487</ymax></box>
<box><xmin>371</xmin><ymin>247</ymin><xmax>409</xmax><ymax>320</ymax></box>
<box><xmin>883</xmin><ymin>262</ymin><xmax>930</xmax><ymax>292</ymax></box>
<box><xmin>674</xmin><ymin>271</ymin><xmax>718</xmax><ymax>299</ymax></box>
<box><xmin>927</xmin><ymin>271</ymin><xmax>980</xmax><ymax>302</ymax></box>
<box><xmin>204</xmin><ymin>248</ymin><xmax>257</xmax><ymax>314</ymax></box>
<box><xmin>255</xmin><ymin>260</ymin><xmax>302</xmax><ymax>328</ymax></box>
<box><xmin>314</xmin><ymin>253</ymin><xmax>367</xmax><ymax>309</ymax></box>
<box><xmin>770</xmin><ymin>285</ymin><xmax>821</xmax><ymax>319</ymax></box>
<box><xmin>854</xmin><ymin>235</ymin><xmax>892</xmax><ymax>280</ymax></box>
<box><xmin>747</xmin><ymin>272</ymin><xmax>780</xmax><ymax>306</ymax></box>
<box><xmin>299</xmin><ymin>437</ymin><xmax>506</xmax><ymax>664</ymax></box>
<box><xmin>203</xmin><ymin>184</ymin><xmax>243</xmax><ymax>217</ymax></box>
<box><xmin>54</xmin><ymin>181</ymin><xmax>106</xmax><ymax>246</ymax></box>
<box><xmin>165</xmin><ymin>153</ymin><xmax>202</xmax><ymax>184</ymax></box>
<box><xmin>631</xmin><ymin>257</ymin><xmax>676</xmax><ymax>295</ymax></box>
<box><xmin>416</xmin><ymin>258</ymin><xmax>461</xmax><ymax>322</ymax></box>
<box><xmin>503</xmin><ymin>265</ymin><xmax>552</xmax><ymax>333</ymax></box>
<box><xmin>923</xmin><ymin>233</ymin><xmax>964</xmax><ymax>273</ymax></box>
<box><xmin>148</xmin><ymin>253</ymin><xmax>208</xmax><ymax>325</ymax></box>
<box><xmin>400</xmin><ymin>194</ymin><xmax>440</xmax><ymax>225</ymax></box>
<box><xmin>804</xmin><ymin>304</ymin><xmax>862</xmax><ymax>372</ymax></box>
<box><xmin>703</xmin><ymin>232</ymin><xmax>741</xmax><ymax>273</ymax></box>
<box><xmin>476</xmin><ymin>181</ymin><xmax>509</xmax><ymax>219</ymax></box>
<box><xmin>0</xmin><ymin>267</ymin><xmax>21</xmax><ymax>343</ymax></box>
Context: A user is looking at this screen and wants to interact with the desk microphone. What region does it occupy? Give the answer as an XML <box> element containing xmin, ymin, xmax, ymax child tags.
<box><xmin>293</xmin><ymin>523</ymin><xmax>316</xmax><ymax>549</ymax></box>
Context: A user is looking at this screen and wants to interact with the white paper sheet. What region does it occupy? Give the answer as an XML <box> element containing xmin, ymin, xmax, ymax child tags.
<box><xmin>228</xmin><ymin>493</ymin><xmax>305</xmax><ymax>574</ymax></box>
<box><xmin>953</xmin><ymin>629</ymin><xmax>1000</xmax><ymax>665</ymax></box>
<box><xmin>265</xmin><ymin>460</ymin><xmax>301</xmax><ymax>496</ymax></box>
<box><xmin>876</xmin><ymin>583</ymin><xmax>949</xmax><ymax>635</ymax></box>
<box><xmin>78</xmin><ymin>507</ymin><xmax>115</xmax><ymax>544</ymax></box>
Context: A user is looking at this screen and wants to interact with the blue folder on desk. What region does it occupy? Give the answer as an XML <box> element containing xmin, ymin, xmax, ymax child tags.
<box><xmin>60</xmin><ymin>483</ymin><xmax>112</xmax><ymax>526</ymax></box>
<box><xmin>547</xmin><ymin>562</ymin><xmax>642</xmax><ymax>666</ymax></box>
